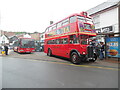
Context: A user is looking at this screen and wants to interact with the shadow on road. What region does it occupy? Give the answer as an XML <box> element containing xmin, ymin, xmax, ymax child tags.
<box><xmin>50</xmin><ymin>55</ymin><xmax>98</xmax><ymax>65</ymax></box>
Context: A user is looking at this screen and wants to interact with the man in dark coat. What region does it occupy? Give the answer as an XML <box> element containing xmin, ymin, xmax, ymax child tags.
<box><xmin>99</xmin><ymin>42</ymin><xmax>105</xmax><ymax>60</ymax></box>
<box><xmin>4</xmin><ymin>45</ymin><xmax>8</xmax><ymax>55</ymax></box>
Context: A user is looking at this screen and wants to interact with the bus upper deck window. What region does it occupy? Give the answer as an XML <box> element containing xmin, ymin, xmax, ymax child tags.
<box><xmin>62</xmin><ymin>18</ymin><xmax>69</xmax><ymax>26</ymax></box>
<box><xmin>57</xmin><ymin>22</ymin><xmax>62</xmax><ymax>28</ymax></box>
<box><xmin>70</xmin><ymin>16</ymin><xmax>76</xmax><ymax>23</ymax></box>
<box><xmin>77</xmin><ymin>16</ymin><xmax>85</xmax><ymax>22</ymax></box>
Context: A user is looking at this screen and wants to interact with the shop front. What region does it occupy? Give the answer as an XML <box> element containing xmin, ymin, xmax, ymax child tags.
<box><xmin>96</xmin><ymin>25</ymin><xmax>120</xmax><ymax>61</ymax></box>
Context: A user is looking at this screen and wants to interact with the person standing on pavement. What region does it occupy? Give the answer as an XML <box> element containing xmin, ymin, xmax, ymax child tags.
<box><xmin>99</xmin><ymin>42</ymin><xmax>105</xmax><ymax>60</ymax></box>
<box><xmin>4</xmin><ymin>45</ymin><xmax>9</xmax><ymax>55</ymax></box>
<box><xmin>1</xmin><ymin>45</ymin><xmax>5</xmax><ymax>55</ymax></box>
<box><xmin>40</xmin><ymin>46</ymin><xmax>43</xmax><ymax>52</ymax></box>
<box><xmin>96</xmin><ymin>43</ymin><xmax>101</xmax><ymax>57</ymax></box>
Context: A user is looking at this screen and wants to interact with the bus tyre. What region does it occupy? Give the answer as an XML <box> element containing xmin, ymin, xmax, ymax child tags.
<box><xmin>71</xmin><ymin>52</ymin><xmax>81</xmax><ymax>64</ymax></box>
<box><xmin>47</xmin><ymin>49</ymin><xmax>52</xmax><ymax>56</ymax></box>
<box><xmin>91</xmin><ymin>54</ymin><xmax>97</xmax><ymax>62</ymax></box>
<box><xmin>13</xmin><ymin>48</ymin><xmax>15</xmax><ymax>52</ymax></box>
<box><xmin>17</xmin><ymin>48</ymin><xmax>18</xmax><ymax>53</ymax></box>
<box><xmin>17</xmin><ymin>48</ymin><xmax>20</xmax><ymax>53</ymax></box>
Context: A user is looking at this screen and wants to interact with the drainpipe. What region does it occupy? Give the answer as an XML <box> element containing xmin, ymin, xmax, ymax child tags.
<box><xmin>118</xmin><ymin>1</ymin><xmax>120</xmax><ymax>36</ymax></box>
<box><xmin>118</xmin><ymin>2</ymin><xmax>120</xmax><ymax>62</ymax></box>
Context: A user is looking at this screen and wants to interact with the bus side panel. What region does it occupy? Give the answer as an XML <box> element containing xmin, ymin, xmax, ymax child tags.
<box><xmin>44</xmin><ymin>39</ymin><xmax>48</xmax><ymax>53</ymax></box>
<box><xmin>68</xmin><ymin>44</ymin><xmax>81</xmax><ymax>56</ymax></box>
<box><xmin>69</xmin><ymin>23</ymin><xmax>78</xmax><ymax>33</ymax></box>
<box><xmin>58</xmin><ymin>44</ymin><xmax>69</xmax><ymax>58</ymax></box>
<box><xmin>52</xmin><ymin>44</ymin><xmax>62</xmax><ymax>56</ymax></box>
<box><xmin>44</xmin><ymin>44</ymin><xmax>48</xmax><ymax>53</ymax></box>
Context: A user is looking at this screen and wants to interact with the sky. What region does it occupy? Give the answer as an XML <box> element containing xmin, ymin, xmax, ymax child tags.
<box><xmin>0</xmin><ymin>0</ymin><xmax>108</xmax><ymax>33</ymax></box>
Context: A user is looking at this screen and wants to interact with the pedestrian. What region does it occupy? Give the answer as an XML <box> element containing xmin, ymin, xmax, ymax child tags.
<box><xmin>42</xmin><ymin>45</ymin><xmax>44</xmax><ymax>51</ymax></box>
<box><xmin>4</xmin><ymin>45</ymin><xmax>9</xmax><ymax>55</ymax></box>
<box><xmin>96</xmin><ymin>43</ymin><xmax>101</xmax><ymax>57</ymax></box>
<box><xmin>99</xmin><ymin>42</ymin><xmax>105</xmax><ymax>60</ymax></box>
<box><xmin>1</xmin><ymin>45</ymin><xmax>5</xmax><ymax>55</ymax></box>
<box><xmin>40</xmin><ymin>46</ymin><xmax>43</xmax><ymax>52</ymax></box>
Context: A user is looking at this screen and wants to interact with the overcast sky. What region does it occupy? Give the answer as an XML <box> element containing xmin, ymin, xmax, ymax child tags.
<box><xmin>0</xmin><ymin>0</ymin><xmax>108</xmax><ymax>33</ymax></box>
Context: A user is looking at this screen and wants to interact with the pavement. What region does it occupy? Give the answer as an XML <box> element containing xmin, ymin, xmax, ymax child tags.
<box><xmin>0</xmin><ymin>49</ymin><xmax>119</xmax><ymax>67</ymax></box>
<box><xmin>0</xmin><ymin>49</ymin><xmax>12</xmax><ymax>56</ymax></box>
<box><xmin>101</xmin><ymin>58</ymin><xmax>119</xmax><ymax>64</ymax></box>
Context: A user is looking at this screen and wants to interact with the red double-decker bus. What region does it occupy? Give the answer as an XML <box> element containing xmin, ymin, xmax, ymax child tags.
<box><xmin>13</xmin><ymin>37</ymin><xmax>35</xmax><ymax>53</ymax></box>
<box><xmin>44</xmin><ymin>12</ymin><xmax>97</xmax><ymax>64</ymax></box>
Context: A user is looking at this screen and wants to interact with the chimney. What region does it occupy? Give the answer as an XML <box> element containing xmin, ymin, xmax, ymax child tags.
<box><xmin>50</xmin><ymin>21</ymin><xmax>53</xmax><ymax>25</ymax></box>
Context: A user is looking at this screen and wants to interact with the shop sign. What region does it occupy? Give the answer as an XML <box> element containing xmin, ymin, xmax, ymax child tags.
<box><xmin>96</xmin><ymin>29</ymin><xmax>101</xmax><ymax>33</ymax></box>
<box><xmin>106</xmin><ymin>37</ymin><xmax>120</xmax><ymax>58</ymax></box>
<box><xmin>96</xmin><ymin>26</ymin><xmax>113</xmax><ymax>34</ymax></box>
<box><xmin>102</xmin><ymin>26</ymin><xmax>113</xmax><ymax>33</ymax></box>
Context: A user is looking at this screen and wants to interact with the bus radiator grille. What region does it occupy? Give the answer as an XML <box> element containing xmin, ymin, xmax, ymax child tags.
<box><xmin>87</xmin><ymin>46</ymin><xmax>94</xmax><ymax>58</ymax></box>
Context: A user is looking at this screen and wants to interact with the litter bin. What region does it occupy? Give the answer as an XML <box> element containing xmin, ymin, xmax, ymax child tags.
<box><xmin>1</xmin><ymin>50</ymin><xmax>5</xmax><ymax>55</ymax></box>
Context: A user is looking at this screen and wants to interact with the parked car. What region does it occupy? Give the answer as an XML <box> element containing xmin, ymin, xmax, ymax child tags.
<box><xmin>0</xmin><ymin>46</ymin><xmax>2</xmax><ymax>50</ymax></box>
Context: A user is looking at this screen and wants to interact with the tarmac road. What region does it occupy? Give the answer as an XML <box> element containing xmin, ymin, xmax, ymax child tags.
<box><xmin>1</xmin><ymin>56</ymin><xmax>118</xmax><ymax>88</ymax></box>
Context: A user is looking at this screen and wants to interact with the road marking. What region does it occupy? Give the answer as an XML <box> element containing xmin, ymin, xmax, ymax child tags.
<box><xmin>4</xmin><ymin>56</ymin><xmax>118</xmax><ymax>71</ymax></box>
<box><xmin>30</xmin><ymin>59</ymin><xmax>119</xmax><ymax>71</ymax></box>
<box><xmin>69</xmin><ymin>64</ymin><xmax>119</xmax><ymax>71</ymax></box>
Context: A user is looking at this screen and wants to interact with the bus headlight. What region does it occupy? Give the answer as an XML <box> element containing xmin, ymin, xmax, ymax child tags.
<box><xmin>19</xmin><ymin>50</ymin><xmax>24</xmax><ymax>51</ymax></box>
<box><xmin>82</xmin><ymin>52</ymin><xmax>86</xmax><ymax>54</ymax></box>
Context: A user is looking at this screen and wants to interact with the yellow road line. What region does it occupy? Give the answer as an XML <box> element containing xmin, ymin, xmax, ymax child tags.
<box><xmin>69</xmin><ymin>64</ymin><xmax>119</xmax><ymax>71</ymax></box>
<box><xmin>30</xmin><ymin>59</ymin><xmax>119</xmax><ymax>71</ymax></box>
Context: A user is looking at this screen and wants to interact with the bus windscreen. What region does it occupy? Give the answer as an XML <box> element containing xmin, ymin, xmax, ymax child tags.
<box><xmin>77</xmin><ymin>16</ymin><xmax>93</xmax><ymax>24</ymax></box>
<box><xmin>79</xmin><ymin>35</ymin><xmax>96</xmax><ymax>45</ymax></box>
<box><xmin>21</xmin><ymin>39</ymin><xmax>35</xmax><ymax>48</ymax></box>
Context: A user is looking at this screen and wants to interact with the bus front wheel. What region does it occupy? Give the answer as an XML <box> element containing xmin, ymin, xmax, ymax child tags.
<box><xmin>13</xmin><ymin>48</ymin><xmax>15</xmax><ymax>52</ymax></box>
<box><xmin>90</xmin><ymin>54</ymin><xmax>97</xmax><ymax>62</ymax></box>
<box><xmin>47</xmin><ymin>49</ymin><xmax>52</xmax><ymax>56</ymax></box>
<box><xmin>70</xmin><ymin>52</ymin><xmax>81</xmax><ymax>64</ymax></box>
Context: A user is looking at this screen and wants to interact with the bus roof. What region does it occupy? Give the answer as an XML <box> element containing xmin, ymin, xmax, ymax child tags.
<box><xmin>45</xmin><ymin>12</ymin><xmax>91</xmax><ymax>31</ymax></box>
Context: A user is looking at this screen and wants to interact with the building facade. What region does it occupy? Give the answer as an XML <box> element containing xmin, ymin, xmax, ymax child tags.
<box><xmin>87</xmin><ymin>0</ymin><xmax>120</xmax><ymax>39</ymax></box>
<box><xmin>30</xmin><ymin>33</ymin><xmax>41</xmax><ymax>41</ymax></box>
<box><xmin>87</xmin><ymin>0</ymin><xmax>120</xmax><ymax>58</ymax></box>
<box><xmin>40</xmin><ymin>33</ymin><xmax>45</xmax><ymax>46</ymax></box>
<box><xmin>0</xmin><ymin>35</ymin><xmax>9</xmax><ymax>45</ymax></box>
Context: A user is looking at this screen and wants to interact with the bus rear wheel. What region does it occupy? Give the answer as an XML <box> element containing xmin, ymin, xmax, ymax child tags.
<box><xmin>70</xmin><ymin>52</ymin><xmax>81</xmax><ymax>64</ymax></box>
<box><xmin>47</xmin><ymin>49</ymin><xmax>52</xmax><ymax>56</ymax></box>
